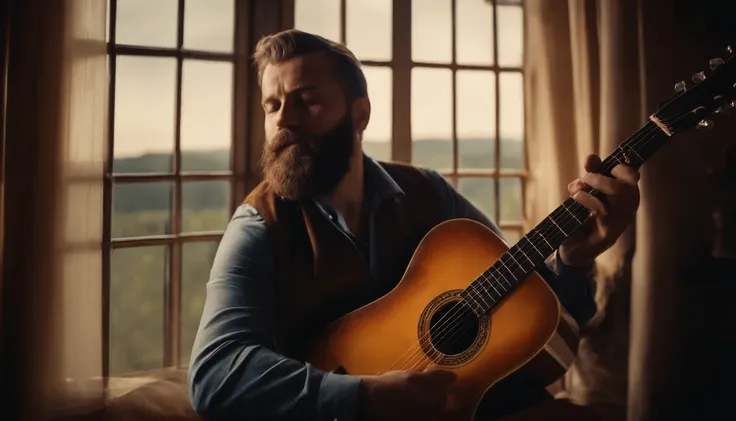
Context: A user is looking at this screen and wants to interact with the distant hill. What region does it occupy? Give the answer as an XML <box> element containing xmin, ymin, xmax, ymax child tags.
<box><xmin>112</xmin><ymin>139</ymin><xmax>524</xmax><ymax>212</ymax></box>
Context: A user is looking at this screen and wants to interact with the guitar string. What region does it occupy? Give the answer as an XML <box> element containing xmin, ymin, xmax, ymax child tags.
<box><xmin>399</xmin><ymin>109</ymin><xmax>693</xmax><ymax>373</ymax></box>
<box><xmin>380</xmin><ymin>111</ymin><xmax>683</xmax><ymax>374</ymax></box>
<box><xmin>398</xmin><ymin>120</ymin><xmax>667</xmax><ymax>373</ymax></box>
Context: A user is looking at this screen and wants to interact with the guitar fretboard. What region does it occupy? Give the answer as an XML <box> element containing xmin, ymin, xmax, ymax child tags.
<box><xmin>460</xmin><ymin>118</ymin><xmax>670</xmax><ymax>315</ymax></box>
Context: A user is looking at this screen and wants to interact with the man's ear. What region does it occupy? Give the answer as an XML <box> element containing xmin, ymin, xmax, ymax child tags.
<box><xmin>351</xmin><ymin>96</ymin><xmax>371</xmax><ymax>138</ymax></box>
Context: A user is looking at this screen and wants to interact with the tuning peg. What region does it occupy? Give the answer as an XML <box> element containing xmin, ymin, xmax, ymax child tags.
<box><xmin>727</xmin><ymin>45</ymin><xmax>733</xmax><ymax>56</ymax></box>
<box><xmin>674</xmin><ymin>80</ymin><xmax>687</xmax><ymax>93</ymax></box>
<box><xmin>697</xmin><ymin>119</ymin><xmax>714</xmax><ymax>129</ymax></box>
<box><xmin>692</xmin><ymin>71</ymin><xmax>706</xmax><ymax>83</ymax></box>
<box><xmin>710</xmin><ymin>57</ymin><xmax>725</xmax><ymax>70</ymax></box>
<box><xmin>714</xmin><ymin>95</ymin><xmax>732</xmax><ymax>115</ymax></box>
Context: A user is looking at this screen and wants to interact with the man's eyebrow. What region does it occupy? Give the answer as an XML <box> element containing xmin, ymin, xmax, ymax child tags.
<box><xmin>262</xmin><ymin>84</ymin><xmax>319</xmax><ymax>105</ymax></box>
<box><xmin>286</xmin><ymin>84</ymin><xmax>319</xmax><ymax>95</ymax></box>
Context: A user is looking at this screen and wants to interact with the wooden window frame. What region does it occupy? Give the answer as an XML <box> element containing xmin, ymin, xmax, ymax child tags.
<box><xmin>102</xmin><ymin>0</ymin><xmax>525</xmax><ymax>376</ymax></box>
<box><xmin>103</xmin><ymin>0</ymin><xmax>252</xmax><ymax>376</ymax></box>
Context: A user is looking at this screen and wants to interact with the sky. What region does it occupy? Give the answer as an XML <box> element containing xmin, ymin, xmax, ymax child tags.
<box><xmin>111</xmin><ymin>0</ymin><xmax>524</xmax><ymax>158</ymax></box>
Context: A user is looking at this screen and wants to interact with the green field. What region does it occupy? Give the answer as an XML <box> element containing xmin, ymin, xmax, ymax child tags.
<box><xmin>109</xmin><ymin>138</ymin><xmax>525</xmax><ymax>374</ymax></box>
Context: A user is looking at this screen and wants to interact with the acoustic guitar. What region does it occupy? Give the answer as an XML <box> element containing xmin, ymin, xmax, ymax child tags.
<box><xmin>304</xmin><ymin>46</ymin><xmax>736</xmax><ymax>420</ymax></box>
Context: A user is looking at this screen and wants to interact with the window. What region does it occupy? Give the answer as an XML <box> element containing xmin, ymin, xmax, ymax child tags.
<box><xmin>294</xmin><ymin>0</ymin><xmax>526</xmax><ymax>244</ymax></box>
<box><xmin>105</xmin><ymin>0</ymin><xmax>247</xmax><ymax>375</ymax></box>
<box><xmin>103</xmin><ymin>0</ymin><xmax>524</xmax><ymax>376</ymax></box>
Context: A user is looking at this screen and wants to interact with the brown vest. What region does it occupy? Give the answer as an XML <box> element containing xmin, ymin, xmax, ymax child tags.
<box><xmin>243</xmin><ymin>161</ymin><xmax>448</xmax><ymax>359</ymax></box>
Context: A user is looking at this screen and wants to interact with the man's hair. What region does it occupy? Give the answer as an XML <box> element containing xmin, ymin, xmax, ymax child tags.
<box><xmin>253</xmin><ymin>29</ymin><xmax>368</xmax><ymax>102</ymax></box>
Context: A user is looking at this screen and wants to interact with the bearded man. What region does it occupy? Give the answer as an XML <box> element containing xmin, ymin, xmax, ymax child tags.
<box><xmin>187</xmin><ymin>29</ymin><xmax>640</xmax><ymax>421</ymax></box>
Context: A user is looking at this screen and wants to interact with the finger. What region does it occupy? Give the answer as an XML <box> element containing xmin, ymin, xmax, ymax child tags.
<box><xmin>420</xmin><ymin>369</ymin><xmax>457</xmax><ymax>386</ymax></box>
<box><xmin>610</xmin><ymin>163</ymin><xmax>640</xmax><ymax>185</ymax></box>
<box><xmin>567</xmin><ymin>178</ymin><xmax>587</xmax><ymax>195</ymax></box>
<box><xmin>583</xmin><ymin>154</ymin><xmax>602</xmax><ymax>173</ymax></box>
<box><xmin>582</xmin><ymin>173</ymin><xmax>624</xmax><ymax>196</ymax></box>
<box><xmin>572</xmin><ymin>191</ymin><xmax>608</xmax><ymax>216</ymax></box>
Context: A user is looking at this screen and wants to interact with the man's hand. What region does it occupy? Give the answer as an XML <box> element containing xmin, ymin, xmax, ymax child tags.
<box><xmin>560</xmin><ymin>153</ymin><xmax>641</xmax><ymax>267</ymax></box>
<box><xmin>358</xmin><ymin>369</ymin><xmax>457</xmax><ymax>421</ymax></box>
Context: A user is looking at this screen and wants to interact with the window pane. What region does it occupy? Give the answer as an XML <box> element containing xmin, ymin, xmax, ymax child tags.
<box><xmin>456</xmin><ymin>0</ymin><xmax>494</xmax><ymax>65</ymax></box>
<box><xmin>295</xmin><ymin>0</ymin><xmax>341</xmax><ymax>42</ymax></box>
<box><xmin>459</xmin><ymin>178</ymin><xmax>496</xmax><ymax>221</ymax></box>
<box><xmin>114</xmin><ymin>57</ymin><xmax>176</xmax><ymax>173</ymax></box>
<box><xmin>412</xmin><ymin>68</ymin><xmax>452</xmax><ymax>170</ymax></box>
<box><xmin>497</xmin><ymin>5</ymin><xmax>523</xmax><ymax>67</ymax></box>
<box><xmin>110</xmin><ymin>246</ymin><xmax>167</xmax><ymax>375</ymax></box>
<box><xmin>180</xmin><ymin>241</ymin><xmax>219</xmax><ymax>365</ymax></box>
<box><xmin>500</xmin><ymin>72</ymin><xmax>525</xmax><ymax>169</ymax></box>
<box><xmin>182</xmin><ymin>181</ymin><xmax>231</xmax><ymax>233</ymax></box>
<box><xmin>181</xmin><ymin>60</ymin><xmax>232</xmax><ymax>172</ymax></box>
<box><xmin>412</xmin><ymin>0</ymin><xmax>451</xmax><ymax>63</ymax></box>
<box><xmin>346</xmin><ymin>0</ymin><xmax>392</xmax><ymax>61</ymax></box>
<box><xmin>112</xmin><ymin>182</ymin><xmax>172</xmax><ymax>238</ymax></box>
<box><xmin>503</xmin><ymin>228</ymin><xmax>522</xmax><ymax>246</ymax></box>
<box><xmin>184</xmin><ymin>0</ymin><xmax>234</xmax><ymax>52</ymax></box>
<box><xmin>115</xmin><ymin>0</ymin><xmax>178</xmax><ymax>48</ymax></box>
<box><xmin>500</xmin><ymin>177</ymin><xmax>523</xmax><ymax>221</ymax></box>
<box><xmin>457</xmin><ymin>70</ymin><xmax>496</xmax><ymax>170</ymax></box>
<box><xmin>362</xmin><ymin>66</ymin><xmax>392</xmax><ymax>162</ymax></box>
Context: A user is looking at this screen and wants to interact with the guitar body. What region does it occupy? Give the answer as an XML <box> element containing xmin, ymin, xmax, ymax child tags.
<box><xmin>304</xmin><ymin>219</ymin><xmax>580</xmax><ymax>421</ymax></box>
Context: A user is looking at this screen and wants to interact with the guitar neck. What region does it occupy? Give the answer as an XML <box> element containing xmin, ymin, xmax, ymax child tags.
<box><xmin>461</xmin><ymin>118</ymin><xmax>671</xmax><ymax>315</ymax></box>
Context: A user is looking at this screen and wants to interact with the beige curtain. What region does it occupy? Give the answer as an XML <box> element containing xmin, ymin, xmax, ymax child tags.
<box><xmin>524</xmin><ymin>0</ymin><xmax>645</xmax><ymax>414</ymax></box>
<box><xmin>0</xmin><ymin>0</ymin><xmax>108</xmax><ymax>419</ymax></box>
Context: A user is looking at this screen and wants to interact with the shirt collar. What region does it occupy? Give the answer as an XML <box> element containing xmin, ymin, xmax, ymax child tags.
<box><xmin>362</xmin><ymin>153</ymin><xmax>404</xmax><ymax>209</ymax></box>
<box><xmin>312</xmin><ymin>154</ymin><xmax>404</xmax><ymax>229</ymax></box>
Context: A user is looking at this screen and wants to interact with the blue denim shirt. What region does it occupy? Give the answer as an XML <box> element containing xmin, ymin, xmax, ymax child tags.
<box><xmin>188</xmin><ymin>156</ymin><xmax>597</xmax><ymax>421</ymax></box>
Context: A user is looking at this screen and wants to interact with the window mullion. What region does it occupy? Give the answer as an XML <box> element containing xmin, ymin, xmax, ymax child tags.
<box><xmin>340</xmin><ymin>0</ymin><xmax>347</xmax><ymax>44</ymax></box>
<box><xmin>451</xmin><ymin>0</ymin><xmax>458</xmax><ymax>185</ymax></box>
<box><xmin>492</xmin><ymin>0</ymin><xmax>501</xmax><ymax>223</ymax></box>
<box><xmin>392</xmin><ymin>0</ymin><xmax>411</xmax><ymax>163</ymax></box>
<box><xmin>166</xmin><ymin>0</ymin><xmax>186</xmax><ymax>369</ymax></box>
<box><xmin>232</xmin><ymin>0</ymin><xmax>251</xmax><ymax>211</ymax></box>
<box><xmin>102</xmin><ymin>0</ymin><xmax>119</xmax><ymax>382</ymax></box>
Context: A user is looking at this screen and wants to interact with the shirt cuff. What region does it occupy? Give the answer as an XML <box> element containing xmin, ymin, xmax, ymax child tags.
<box><xmin>554</xmin><ymin>248</ymin><xmax>596</xmax><ymax>278</ymax></box>
<box><xmin>317</xmin><ymin>371</ymin><xmax>362</xmax><ymax>421</ymax></box>
<box><xmin>546</xmin><ymin>249</ymin><xmax>595</xmax><ymax>304</ymax></box>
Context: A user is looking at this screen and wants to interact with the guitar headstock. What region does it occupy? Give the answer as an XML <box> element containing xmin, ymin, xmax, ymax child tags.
<box><xmin>654</xmin><ymin>45</ymin><xmax>736</xmax><ymax>135</ymax></box>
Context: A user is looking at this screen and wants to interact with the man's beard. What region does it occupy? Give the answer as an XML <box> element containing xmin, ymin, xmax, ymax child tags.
<box><xmin>260</xmin><ymin>114</ymin><xmax>355</xmax><ymax>201</ymax></box>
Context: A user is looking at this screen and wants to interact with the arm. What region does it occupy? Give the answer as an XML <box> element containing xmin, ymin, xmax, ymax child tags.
<box><xmin>425</xmin><ymin>170</ymin><xmax>597</xmax><ymax>327</ymax></box>
<box><xmin>187</xmin><ymin>204</ymin><xmax>361</xmax><ymax>421</ymax></box>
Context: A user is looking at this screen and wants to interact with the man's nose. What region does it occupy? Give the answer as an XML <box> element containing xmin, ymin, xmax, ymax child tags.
<box><xmin>275</xmin><ymin>101</ymin><xmax>299</xmax><ymax>130</ymax></box>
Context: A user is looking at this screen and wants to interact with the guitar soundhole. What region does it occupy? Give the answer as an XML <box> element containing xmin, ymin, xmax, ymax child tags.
<box><xmin>418</xmin><ymin>290</ymin><xmax>490</xmax><ymax>366</ymax></box>
<box><xmin>429</xmin><ymin>301</ymin><xmax>480</xmax><ymax>356</ymax></box>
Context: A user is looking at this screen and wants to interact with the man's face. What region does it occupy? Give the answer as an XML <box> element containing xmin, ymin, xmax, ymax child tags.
<box><xmin>259</xmin><ymin>51</ymin><xmax>358</xmax><ymax>200</ymax></box>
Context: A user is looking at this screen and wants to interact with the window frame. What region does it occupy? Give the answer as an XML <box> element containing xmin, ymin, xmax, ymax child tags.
<box><xmin>103</xmin><ymin>0</ymin><xmax>252</xmax><ymax>376</ymax></box>
<box><xmin>102</xmin><ymin>0</ymin><xmax>526</xmax><ymax>376</ymax></box>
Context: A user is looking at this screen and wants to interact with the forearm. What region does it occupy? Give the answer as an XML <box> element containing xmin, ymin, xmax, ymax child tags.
<box><xmin>189</xmin><ymin>334</ymin><xmax>361</xmax><ymax>420</ymax></box>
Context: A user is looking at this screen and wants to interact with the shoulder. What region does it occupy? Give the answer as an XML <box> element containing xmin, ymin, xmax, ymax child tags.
<box><xmin>217</xmin><ymin>204</ymin><xmax>270</xmax><ymax>256</ymax></box>
<box><xmin>207</xmin><ymin>203</ymin><xmax>273</xmax><ymax>283</ymax></box>
<box><xmin>376</xmin><ymin>160</ymin><xmax>451</xmax><ymax>192</ymax></box>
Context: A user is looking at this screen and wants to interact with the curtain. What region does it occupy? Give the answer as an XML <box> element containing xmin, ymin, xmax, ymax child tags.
<box><xmin>524</xmin><ymin>0</ymin><xmax>644</xmax><ymax>414</ymax></box>
<box><xmin>0</xmin><ymin>0</ymin><xmax>108</xmax><ymax>420</ymax></box>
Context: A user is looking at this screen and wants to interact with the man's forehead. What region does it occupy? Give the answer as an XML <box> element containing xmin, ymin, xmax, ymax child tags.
<box><xmin>261</xmin><ymin>51</ymin><xmax>335</xmax><ymax>94</ymax></box>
